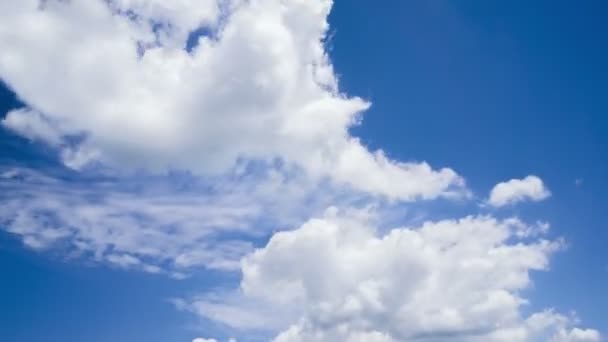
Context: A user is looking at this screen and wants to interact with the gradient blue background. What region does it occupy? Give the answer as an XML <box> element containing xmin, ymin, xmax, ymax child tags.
<box><xmin>1</xmin><ymin>1</ymin><xmax>607</xmax><ymax>340</ymax></box>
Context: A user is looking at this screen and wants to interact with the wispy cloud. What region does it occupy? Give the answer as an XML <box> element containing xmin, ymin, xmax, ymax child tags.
<box><xmin>0</xmin><ymin>165</ymin><xmax>356</xmax><ymax>275</ymax></box>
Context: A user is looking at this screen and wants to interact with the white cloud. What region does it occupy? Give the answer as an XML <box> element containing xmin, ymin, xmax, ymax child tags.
<box><xmin>525</xmin><ymin>311</ymin><xmax>602</xmax><ymax>342</ymax></box>
<box><xmin>0</xmin><ymin>167</ymin><xmax>281</xmax><ymax>274</ymax></box>
<box><xmin>552</xmin><ymin>328</ymin><xmax>601</xmax><ymax>342</ymax></box>
<box><xmin>181</xmin><ymin>208</ymin><xmax>599</xmax><ymax>342</ymax></box>
<box><xmin>0</xmin><ymin>166</ymin><xmax>373</xmax><ymax>275</ymax></box>
<box><xmin>488</xmin><ymin>175</ymin><xmax>551</xmax><ymax>207</ymax></box>
<box><xmin>0</xmin><ymin>187</ymin><xmax>257</xmax><ymax>273</ymax></box>
<box><xmin>193</xmin><ymin>337</ymin><xmax>237</xmax><ymax>342</ymax></box>
<box><xmin>1</xmin><ymin>108</ymin><xmax>62</xmax><ymax>145</ymax></box>
<box><xmin>0</xmin><ymin>0</ymin><xmax>465</xmax><ymax>201</ymax></box>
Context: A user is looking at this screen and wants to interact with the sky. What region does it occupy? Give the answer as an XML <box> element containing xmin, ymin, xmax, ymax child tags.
<box><xmin>0</xmin><ymin>1</ymin><xmax>606</xmax><ymax>341</ymax></box>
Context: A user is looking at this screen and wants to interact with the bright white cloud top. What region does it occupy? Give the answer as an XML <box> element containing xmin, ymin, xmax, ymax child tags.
<box><xmin>488</xmin><ymin>176</ymin><xmax>551</xmax><ymax>208</ymax></box>
<box><xmin>179</xmin><ymin>209</ymin><xmax>598</xmax><ymax>342</ymax></box>
<box><xmin>0</xmin><ymin>0</ymin><xmax>464</xmax><ymax>201</ymax></box>
<box><xmin>0</xmin><ymin>1</ymin><xmax>600</xmax><ymax>342</ymax></box>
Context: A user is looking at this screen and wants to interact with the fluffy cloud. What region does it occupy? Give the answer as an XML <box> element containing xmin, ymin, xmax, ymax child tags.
<box><xmin>488</xmin><ymin>175</ymin><xmax>551</xmax><ymax>207</ymax></box>
<box><xmin>181</xmin><ymin>209</ymin><xmax>599</xmax><ymax>341</ymax></box>
<box><xmin>552</xmin><ymin>328</ymin><xmax>602</xmax><ymax>342</ymax></box>
<box><xmin>0</xmin><ymin>0</ymin><xmax>464</xmax><ymax>201</ymax></box>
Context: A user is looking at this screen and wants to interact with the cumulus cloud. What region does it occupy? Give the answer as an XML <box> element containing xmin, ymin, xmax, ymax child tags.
<box><xmin>562</xmin><ymin>330</ymin><xmax>602</xmax><ymax>342</ymax></box>
<box><xmin>0</xmin><ymin>0</ymin><xmax>465</xmax><ymax>201</ymax></box>
<box><xmin>552</xmin><ymin>328</ymin><xmax>602</xmax><ymax>342</ymax></box>
<box><xmin>179</xmin><ymin>209</ymin><xmax>599</xmax><ymax>342</ymax></box>
<box><xmin>488</xmin><ymin>175</ymin><xmax>551</xmax><ymax>207</ymax></box>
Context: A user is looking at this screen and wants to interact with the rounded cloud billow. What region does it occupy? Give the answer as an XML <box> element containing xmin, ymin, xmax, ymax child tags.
<box><xmin>488</xmin><ymin>175</ymin><xmax>551</xmax><ymax>208</ymax></box>
<box><xmin>0</xmin><ymin>0</ymin><xmax>464</xmax><ymax>201</ymax></box>
<box><xmin>182</xmin><ymin>209</ymin><xmax>599</xmax><ymax>342</ymax></box>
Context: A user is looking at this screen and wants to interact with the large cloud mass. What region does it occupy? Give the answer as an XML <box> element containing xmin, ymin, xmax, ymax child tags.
<box><xmin>0</xmin><ymin>0</ymin><xmax>464</xmax><ymax>201</ymax></box>
<box><xmin>183</xmin><ymin>209</ymin><xmax>599</xmax><ymax>342</ymax></box>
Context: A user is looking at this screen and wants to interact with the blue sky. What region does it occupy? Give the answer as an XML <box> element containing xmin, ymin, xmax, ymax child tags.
<box><xmin>330</xmin><ymin>0</ymin><xmax>608</xmax><ymax>329</ymax></box>
<box><xmin>0</xmin><ymin>1</ymin><xmax>606</xmax><ymax>341</ymax></box>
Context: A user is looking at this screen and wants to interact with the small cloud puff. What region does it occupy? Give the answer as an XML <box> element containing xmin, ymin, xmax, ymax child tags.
<box><xmin>488</xmin><ymin>175</ymin><xmax>551</xmax><ymax>208</ymax></box>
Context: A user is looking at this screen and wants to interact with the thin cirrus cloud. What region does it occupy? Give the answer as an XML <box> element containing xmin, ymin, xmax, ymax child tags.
<box><xmin>488</xmin><ymin>175</ymin><xmax>551</xmax><ymax>208</ymax></box>
<box><xmin>0</xmin><ymin>0</ymin><xmax>601</xmax><ymax>342</ymax></box>
<box><xmin>0</xmin><ymin>167</ymin><xmax>260</xmax><ymax>276</ymax></box>
<box><xmin>0</xmin><ymin>165</ymin><xmax>352</xmax><ymax>276</ymax></box>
